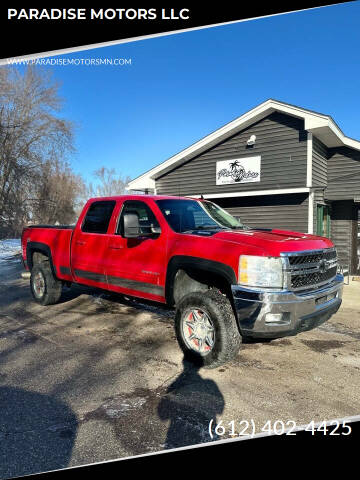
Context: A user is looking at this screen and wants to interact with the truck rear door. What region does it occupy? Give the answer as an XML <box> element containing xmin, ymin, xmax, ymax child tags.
<box><xmin>70</xmin><ymin>200</ymin><xmax>116</xmax><ymax>289</ymax></box>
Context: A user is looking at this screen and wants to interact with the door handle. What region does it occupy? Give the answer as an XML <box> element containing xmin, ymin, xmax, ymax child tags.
<box><xmin>76</xmin><ymin>241</ymin><xmax>86</xmax><ymax>246</ymax></box>
<box><xmin>109</xmin><ymin>245</ymin><xmax>123</xmax><ymax>250</ymax></box>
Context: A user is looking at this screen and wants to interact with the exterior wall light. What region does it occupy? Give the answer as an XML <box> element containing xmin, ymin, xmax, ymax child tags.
<box><xmin>247</xmin><ymin>135</ymin><xmax>256</xmax><ymax>146</ymax></box>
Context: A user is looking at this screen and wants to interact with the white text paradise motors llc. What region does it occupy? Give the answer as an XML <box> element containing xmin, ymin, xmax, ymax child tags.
<box><xmin>7</xmin><ymin>8</ymin><xmax>191</xmax><ymax>21</ymax></box>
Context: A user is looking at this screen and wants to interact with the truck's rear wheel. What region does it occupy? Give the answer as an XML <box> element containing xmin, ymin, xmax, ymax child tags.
<box><xmin>175</xmin><ymin>290</ymin><xmax>242</xmax><ymax>369</ymax></box>
<box><xmin>30</xmin><ymin>263</ymin><xmax>62</xmax><ymax>305</ymax></box>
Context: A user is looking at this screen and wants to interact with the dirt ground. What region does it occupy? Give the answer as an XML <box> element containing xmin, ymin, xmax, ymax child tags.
<box><xmin>0</xmin><ymin>255</ymin><xmax>360</xmax><ymax>478</ymax></box>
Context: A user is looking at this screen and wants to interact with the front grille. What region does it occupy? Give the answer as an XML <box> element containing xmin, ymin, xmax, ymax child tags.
<box><xmin>288</xmin><ymin>250</ymin><xmax>337</xmax><ymax>266</ymax></box>
<box><xmin>282</xmin><ymin>248</ymin><xmax>338</xmax><ymax>292</ymax></box>
<box><xmin>291</xmin><ymin>266</ymin><xmax>337</xmax><ymax>289</ymax></box>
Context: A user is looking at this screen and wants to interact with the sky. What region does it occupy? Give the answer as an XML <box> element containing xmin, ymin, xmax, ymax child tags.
<box><xmin>16</xmin><ymin>2</ymin><xmax>360</xmax><ymax>184</ymax></box>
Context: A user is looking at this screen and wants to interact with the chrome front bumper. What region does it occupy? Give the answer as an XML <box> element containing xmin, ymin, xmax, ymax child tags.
<box><xmin>231</xmin><ymin>274</ymin><xmax>344</xmax><ymax>338</ymax></box>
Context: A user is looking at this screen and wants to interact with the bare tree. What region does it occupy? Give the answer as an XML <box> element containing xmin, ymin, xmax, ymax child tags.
<box><xmin>76</xmin><ymin>167</ymin><xmax>131</xmax><ymax>215</ymax></box>
<box><xmin>32</xmin><ymin>159</ymin><xmax>83</xmax><ymax>225</ymax></box>
<box><xmin>93</xmin><ymin>167</ymin><xmax>131</xmax><ymax>197</ymax></box>
<box><xmin>0</xmin><ymin>65</ymin><xmax>76</xmax><ymax>236</ymax></box>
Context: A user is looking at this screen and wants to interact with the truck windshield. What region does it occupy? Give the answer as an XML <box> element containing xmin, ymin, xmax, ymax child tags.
<box><xmin>156</xmin><ymin>199</ymin><xmax>244</xmax><ymax>233</ymax></box>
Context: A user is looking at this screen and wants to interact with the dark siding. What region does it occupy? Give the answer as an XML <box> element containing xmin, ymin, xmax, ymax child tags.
<box><xmin>330</xmin><ymin>200</ymin><xmax>358</xmax><ymax>274</ymax></box>
<box><xmin>312</xmin><ymin>136</ymin><xmax>328</xmax><ymax>187</ymax></box>
<box><xmin>213</xmin><ymin>193</ymin><xmax>309</xmax><ymax>233</ymax></box>
<box><xmin>156</xmin><ymin>112</ymin><xmax>307</xmax><ymax>196</ymax></box>
<box><xmin>325</xmin><ymin>146</ymin><xmax>360</xmax><ymax>273</ymax></box>
<box><xmin>310</xmin><ymin>137</ymin><xmax>329</xmax><ymax>236</ymax></box>
<box><xmin>326</xmin><ymin>147</ymin><xmax>360</xmax><ymax>201</ymax></box>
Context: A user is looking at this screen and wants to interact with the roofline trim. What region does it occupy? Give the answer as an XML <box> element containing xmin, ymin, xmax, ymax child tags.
<box><xmin>188</xmin><ymin>187</ymin><xmax>310</xmax><ymax>199</ymax></box>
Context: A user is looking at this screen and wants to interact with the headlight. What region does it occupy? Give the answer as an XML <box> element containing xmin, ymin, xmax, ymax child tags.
<box><xmin>239</xmin><ymin>255</ymin><xmax>284</xmax><ymax>288</ymax></box>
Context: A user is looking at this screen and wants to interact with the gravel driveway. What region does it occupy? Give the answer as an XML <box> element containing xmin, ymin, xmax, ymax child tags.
<box><xmin>0</xmin><ymin>255</ymin><xmax>360</xmax><ymax>478</ymax></box>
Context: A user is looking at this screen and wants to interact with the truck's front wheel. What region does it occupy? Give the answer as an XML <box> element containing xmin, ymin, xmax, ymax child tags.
<box><xmin>30</xmin><ymin>263</ymin><xmax>62</xmax><ymax>305</ymax></box>
<box><xmin>175</xmin><ymin>290</ymin><xmax>242</xmax><ymax>369</ymax></box>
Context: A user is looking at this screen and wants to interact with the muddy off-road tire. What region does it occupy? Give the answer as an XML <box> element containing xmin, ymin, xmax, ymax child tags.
<box><xmin>30</xmin><ymin>263</ymin><xmax>62</xmax><ymax>306</ymax></box>
<box><xmin>175</xmin><ymin>290</ymin><xmax>242</xmax><ymax>369</ymax></box>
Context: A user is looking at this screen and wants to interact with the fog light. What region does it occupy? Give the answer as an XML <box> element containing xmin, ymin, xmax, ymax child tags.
<box><xmin>265</xmin><ymin>313</ymin><xmax>290</xmax><ymax>324</ymax></box>
<box><xmin>265</xmin><ymin>313</ymin><xmax>283</xmax><ymax>323</ymax></box>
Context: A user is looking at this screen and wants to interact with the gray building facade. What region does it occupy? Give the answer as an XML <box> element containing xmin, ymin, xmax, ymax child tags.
<box><xmin>128</xmin><ymin>100</ymin><xmax>360</xmax><ymax>274</ymax></box>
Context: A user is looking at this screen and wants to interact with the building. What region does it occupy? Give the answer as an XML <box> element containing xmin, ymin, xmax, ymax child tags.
<box><xmin>128</xmin><ymin>99</ymin><xmax>360</xmax><ymax>274</ymax></box>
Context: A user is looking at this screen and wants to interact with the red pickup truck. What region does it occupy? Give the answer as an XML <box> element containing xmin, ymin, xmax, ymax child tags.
<box><xmin>21</xmin><ymin>195</ymin><xmax>344</xmax><ymax>367</ymax></box>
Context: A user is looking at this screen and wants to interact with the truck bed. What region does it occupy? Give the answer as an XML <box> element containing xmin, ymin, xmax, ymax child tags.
<box><xmin>26</xmin><ymin>225</ymin><xmax>74</xmax><ymax>230</ymax></box>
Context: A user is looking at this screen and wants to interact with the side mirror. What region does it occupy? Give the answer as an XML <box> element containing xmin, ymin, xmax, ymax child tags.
<box><xmin>123</xmin><ymin>213</ymin><xmax>141</xmax><ymax>238</ymax></box>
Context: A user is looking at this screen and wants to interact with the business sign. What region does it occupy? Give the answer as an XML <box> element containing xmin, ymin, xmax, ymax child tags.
<box><xmin>216</xmin><ymin>156</ymin><xmax>261</xmax><ymax>185</ymax></box>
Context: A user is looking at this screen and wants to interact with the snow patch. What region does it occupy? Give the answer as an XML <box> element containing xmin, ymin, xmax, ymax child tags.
<box><xmin>0</xmin><ymin>239</ymin><xmax>21</xmax><ymax>262</ymax></box>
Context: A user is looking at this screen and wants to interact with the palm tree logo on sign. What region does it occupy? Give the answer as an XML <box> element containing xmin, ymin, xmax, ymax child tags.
<box><xmin>217</xmin><ymin>157</ymin><xmax>260</xmax><ymax>184</ymax></box>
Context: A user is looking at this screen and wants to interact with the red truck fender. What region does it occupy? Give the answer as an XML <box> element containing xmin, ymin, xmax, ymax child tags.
<box><xmin>165</xmin><ymin>255</ymin><xmax>237</xmax><ymax>306</ymax></box>
<box><xmin>26</xmin><ymin>241</ymin><xmax>58</xmax><ymax>278</ymax></box>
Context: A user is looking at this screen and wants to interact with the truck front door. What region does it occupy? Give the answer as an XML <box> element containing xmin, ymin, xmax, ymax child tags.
<box><xmin>104</xmin><ymin>199</ymin><xmax>167</xmax><ymax>302</ymax></box>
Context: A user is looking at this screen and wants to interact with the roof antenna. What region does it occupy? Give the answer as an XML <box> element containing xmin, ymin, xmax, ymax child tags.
<box><xmin>200</xmin><ymin>195</ymin><xmax>204</xmax><ymax>199</ymax></box>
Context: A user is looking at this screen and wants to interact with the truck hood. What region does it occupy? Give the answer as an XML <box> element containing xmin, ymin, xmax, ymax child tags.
<box><xmin>212</xmin><ymin>228</ymin><xmax>334</xmax><ymax>256</ymax></box>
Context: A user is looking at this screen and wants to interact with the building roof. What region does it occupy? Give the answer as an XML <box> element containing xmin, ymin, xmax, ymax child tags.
<box><xmin>128</xmin><ymin>99</ymin><xmax>360</xmax><ymax>191</ymax></box>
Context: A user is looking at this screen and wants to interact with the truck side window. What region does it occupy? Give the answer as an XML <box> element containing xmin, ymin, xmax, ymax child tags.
<box><xmin>82</xmin><ymin>200</ymin><xmax>116</xmax><ymax>234</ymax></box>
<box><xmin>117</xmin><ymin>200</ymin><xmax>160</xmax><ymax>236</ymax></box>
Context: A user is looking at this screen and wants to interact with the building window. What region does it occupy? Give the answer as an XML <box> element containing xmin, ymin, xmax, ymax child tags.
<box><xmin>316</xmin><ymin>204</ymin><xmax>330</xmax><ymax>238</ymax></box>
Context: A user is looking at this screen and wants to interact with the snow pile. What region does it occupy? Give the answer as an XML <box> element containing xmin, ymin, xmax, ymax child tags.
<box><xmin>0</xmin><ymin>239</ymin><xmax>21</xmax><ymax>262</ymax></box>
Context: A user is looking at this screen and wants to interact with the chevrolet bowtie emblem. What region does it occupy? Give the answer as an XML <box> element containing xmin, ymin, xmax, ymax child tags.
<box><xmin>319</xmin><ymin>259</ymin><xmax>330</xmax><ymax>274</ymax></box>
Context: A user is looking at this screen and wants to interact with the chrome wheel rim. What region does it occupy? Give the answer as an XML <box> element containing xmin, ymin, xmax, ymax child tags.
<box><xmin>33</xmin><ymin>271</ymin><xmax>45</xmax><ymax>298</ymax></box>
<box><xmin>182</xmin><ymin>308</ymin><xmax>215</xmax><ymax>355</ymax></box>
